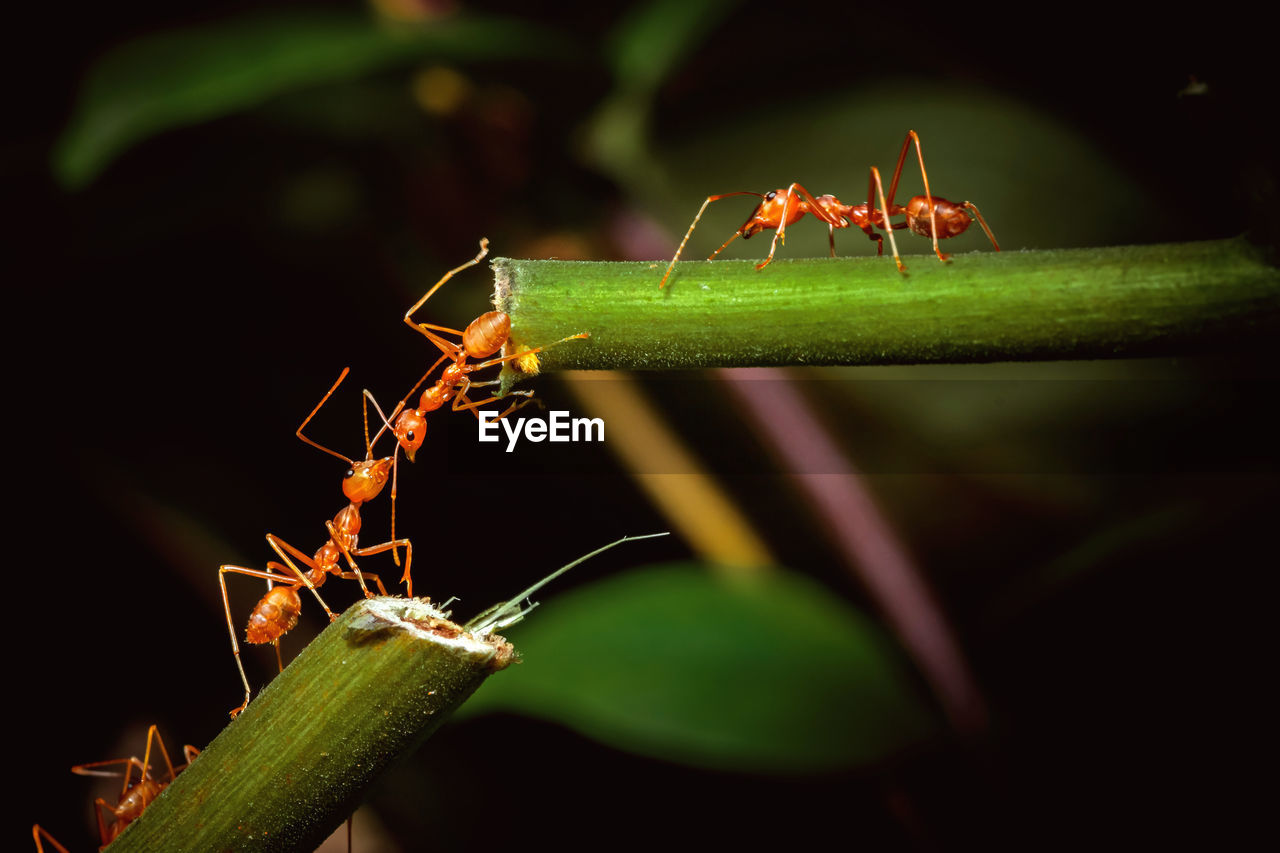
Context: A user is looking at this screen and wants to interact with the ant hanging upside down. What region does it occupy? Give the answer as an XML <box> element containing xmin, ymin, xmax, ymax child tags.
<box><xmin>388</xmin><ymin>238</ymin><xmax>589</xmax><ymax>462</ymax></box>
<box><xmin>33</xmin><ymin>724</ymin><xmax>199</xmax><ymax>852</ymax></box>
<box><xmin>658</xmin><ymin>130</ymin><xmax>1000</xmax><ymax>289</ymax></box>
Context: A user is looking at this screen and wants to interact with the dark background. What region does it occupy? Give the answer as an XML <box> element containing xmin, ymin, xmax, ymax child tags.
<box><xmin>9</xmin><ymin>1</ymin><xmax>1275</xmax><ymax>850</ymax></box>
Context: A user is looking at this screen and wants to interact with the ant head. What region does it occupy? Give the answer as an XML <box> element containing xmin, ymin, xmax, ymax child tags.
<box><xmin>739</xmin><ymin>188</ymin><xmax>792</xmax><ymax>239</ymax></box>
<box><xmin>342</xmin><ymin>458</ymin><xmax>393</xmax><ymax>503</ymax></box>
<box><xmin>394</xmin><ymin>409</ymin><xmax>427</xmax><ymax>462</ymax></box>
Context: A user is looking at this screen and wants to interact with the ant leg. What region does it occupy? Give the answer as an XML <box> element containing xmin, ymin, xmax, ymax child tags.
<box><xmin>961</xmin><ymin>201</ymin><xmax>1001</xmax><ymax>251</ymax></box>
<box><xmin>869</xmin><ymin>167</ymin><xmax>906</xmax><ymax>273</ymax></box>
<box><xmin>707</xmin><ymin>229</ymin><xmax>742</xmax><ymax>260</ymax></box>
<box><xmin>436</xmin><ymin>340</ymin><xmax>575</xmax><ymax>402</ymax></box>
<box><xmin>829</xmin><ymin>223</ymin><xmax>837</xmax><ymax>257</ymax></box>
<box><xmin>295</xmin><ymin>368</ymin><xmax>356</xmax><ymax>465</ymax></box>
<box><xmin>363</xmin><ymin>387</ymin><xmax>406</xmax><ymax>451</ymax></box>
<box><xmin>760</xmin><ymin>185</ymin><xmax>797</xmax><ymax>271</ymax></box>
<box><xmin>138</xmin><ymin>724</ymin><xmax>177</xmax><ymax>790</ymax></box>
<box><xmin>451</xmin><ymin>389</ymin><xmax>536</xmax><ymax>417</ymax></box>
<box><xmin>92</xmin><ymin>799</ymin><xmax>115</xmax><ymax>846</ymax></box>
<box><xmin>323</xmin><ymin>520</ymin><xmax>374</xmax><ymax>599</ymax></box>
<box><xmin>660</xmin><ymin>192</ymin><xmax>765</xmax><ymax>289</ymax></box>
<box><xmin>496</xmin><ymin>394</ymin><xmax>539</xmax><ymax>420</ymax></box>
<box><xmin>70</xmin><ymin>756</ymin><xmax>149</xmax><ymax>804</ymax></box>
<box><xmin>390</xmin><ymin>454</ymin><xmax>399</xmax><ymax>567</ymax></box>
<box><xmin>361</xmin><ymin>385</ymin><xmax>373</xmax><ymax>459</ymax></box>
<box><xmin>338</xmin><ymin>570</ymin><xmax>388</xmax><ymax>596</ymax></box>
<box><xmin>887</xmin><ymin>130</ymin><xmax>948</xmax><ymax>262</ymax></box>
<box><xmin>886</xmin><ymin>131</ymin><xmax>911</xmax><ymax>208</ymax></box>
<box><xmin>266</xmin><ymin>535</ymin><xmax>337</xmax><ymax>618</ymax></box>
<box><xmin>354</xmin><ymin>538</ymin><xmax>412</xmax><ymax>594</ymax></box>
<box><xmin>465</xmin><ymin>331</ymin><xmax>589</xmax><ymax>376</ymax></box>
<box><xmin>33</xmin><ymin>826</ymin><xmax>72</xmax><ymax>853</ymax></box>
<box><xmin>405</xmin><ymin>238</ymin><xmax>490</xmax><ymax>334</ymax></box>
<box><xmin>361</xmin><ymin>388</ymin><xmax>407</xmax><ymax>567</ymax></box>
<box><xmin>410</xmin><ymin>324</ymin><xmax>468</xmax><ymax>362</ymax></box>
<box><xmin>219</xmin><ymin>564</ymin><xmax>302</xmax><ymax>717</ymax></box>
<box><xmin>909</xmin><ymin>131</ymin><xmax>945</xmax><ymax>262</ymax></box>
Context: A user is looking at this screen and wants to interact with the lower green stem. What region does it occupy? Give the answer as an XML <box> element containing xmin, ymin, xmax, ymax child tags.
<box><xmin>109</xmin><ymin>599</ymin><xmax>512</xmax><ymax>852</ymax></box>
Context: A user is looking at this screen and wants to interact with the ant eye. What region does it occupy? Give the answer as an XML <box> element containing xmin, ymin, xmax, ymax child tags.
<box><xmin>765</xmin><ymin>191</ymin><xmax>777</xmax><ymax>200</ymax></box>
<box><xmin>344</xmin><ymin>468</ymin><xmax>355</xmax><ymax>479</ymax></box>
<box><xmin>406</xmin><ymin>431</ymin><xmax>415</xmax><ymax>442</ymax></box>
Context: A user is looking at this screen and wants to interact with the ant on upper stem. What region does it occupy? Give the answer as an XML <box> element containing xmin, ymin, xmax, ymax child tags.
<box><xmin>387</xmin><ymin>238</ymin><xmax>589</xmax><ymax>462</ymax></box>
<box><xmin>218</xmin><ymin>368</ymin><xmax>413</xmax><ymax>718</ymax></box>
<box><xmin>658</xmin><ymin>129</ymin><xmax>1000</xmax><ymax>288</ymax></box>
<box><xmin>32</xmin><ymin>724</ymin><xmax>199</xmax><ymax>852</ymax></box>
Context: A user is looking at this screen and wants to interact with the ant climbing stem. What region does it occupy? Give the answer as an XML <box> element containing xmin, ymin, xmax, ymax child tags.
<box><xmin>657</xmin><ymin>129</ymin><xmax>999</xmax><ymax>288</ymax></box>
<box><xmin>865</xmin><ymin>166</ymin><xmax>904</xmax><ymax>273</ymax></box>
<box><xmin>33</xmin><ymin>725</ymin><xmax>200</xmax><ymax>852</ymax></box>
<box><xmin>219</xmin><ymin>368</ymin><xmax>413</xmax><ymax>718</ymax></box>
<box><xmin>388</xmin><ymin>239</ymin><xmax>589</xmax><ymax>462</ymax></box>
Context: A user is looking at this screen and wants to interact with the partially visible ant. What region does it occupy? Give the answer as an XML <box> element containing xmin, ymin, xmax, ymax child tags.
<box><xmin>33</xmin><ymin>725</ymin><xmax>199</xmax><ymax>852</ymax></box>
<box><xmin>658</xmin><ymin>129</ymin><xmax>1000</xmax><ymax>288</ymax></box>
<box><xmin>388</xmin><ymin>239</ymin><xmax>589</xmax><ymax>462</ymax></box>
<box><xmin>218</xmin><ymin>368</ymin><xmax>413</xmax><ymax>718</ymax></box>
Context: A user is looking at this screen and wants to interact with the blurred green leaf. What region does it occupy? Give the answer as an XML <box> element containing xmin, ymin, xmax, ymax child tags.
<box><xmin>461</xmin><ymin>563</ymin><xmax>936</xmax><ymax>773</ymax></box>
<box><xmin>585</xmin><ymin>0</ymin><xmax>740</xmax><ymax>187</ymax></box>
<box><xmin>55</xmin><ymin>11</ymin><xmax>568</xmax><ymax>188</ymax></box>
<box><xmin>605</xmin><ymin>0</ymin><xmax>740</xmax><ymax>92</ymax></box>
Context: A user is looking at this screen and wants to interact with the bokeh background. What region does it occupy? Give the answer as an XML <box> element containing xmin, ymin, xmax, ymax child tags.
<box><xmin>11</xmin><ymin>1</ymin><xmax>1275</xmax><ymax>850</ymax></box>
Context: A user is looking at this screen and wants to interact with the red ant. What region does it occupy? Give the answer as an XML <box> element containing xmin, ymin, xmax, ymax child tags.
<box><xmin>33</xmin><ymin>725</ymin><xmax>199</xmax><ymax>852</ymax></box>
<box><xmin>218</xmin><ymin>368</ymin><xmax>413</xmax><ymax>717</ymax></box>
<box><xmin>388</xmin><ymin>239</ymin><xmax>588</xmax><ymax>462</ymax></box>
<box><xmin>658</xmin><ymin>130</ymin><xmax>1000</xmax><ymax>288</ymax></box>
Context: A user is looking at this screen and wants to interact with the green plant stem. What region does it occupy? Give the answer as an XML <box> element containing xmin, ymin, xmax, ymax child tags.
<box><xmin>110</xmin><ymin>599</ymin><xmax>513</xmax><ymax>852</ymax></box>
<box><xmin>495</xmin><ymin>238</ymin><xmax>1279</xmax><ymax>381</ymax></box>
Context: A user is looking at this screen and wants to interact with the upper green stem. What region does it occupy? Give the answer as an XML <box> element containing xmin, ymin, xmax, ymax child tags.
<box><xmin>495</xmin><ymin>238</ymin><xmax>1279</xmax><ymax>380</ymax></box>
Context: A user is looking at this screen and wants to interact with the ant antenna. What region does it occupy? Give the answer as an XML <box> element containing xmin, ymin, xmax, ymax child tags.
<box><xmin>297</xmin><ymin>367</ymin><xmax>356</xmax><ymax>465</ymax></box>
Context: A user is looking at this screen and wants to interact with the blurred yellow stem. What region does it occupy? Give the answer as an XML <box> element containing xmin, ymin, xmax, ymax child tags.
<box><xmin>562</xmin><ymin>372</ymin><xmax>773</xmax><ymax>574</ymax></box>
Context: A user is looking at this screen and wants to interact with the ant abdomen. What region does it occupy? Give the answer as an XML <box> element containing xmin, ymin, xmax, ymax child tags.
<box><xmin>114</xmin><ymin>779</ymin><xmax>162</xmax><ymax>824</ymax></box>
<box><xmin>245</xmin><ymin>586</ymin><xmax>301</xmax><ymax>644</ymax></box>
<box><xmin>462</xmin><ymin>311</ymin><xmax>510</xmax><ymax>359</ymax></box>
<box><xmin>904</xmin><ymin>196</ymin><xmax>972</xmax><ymax>239</ymax></box>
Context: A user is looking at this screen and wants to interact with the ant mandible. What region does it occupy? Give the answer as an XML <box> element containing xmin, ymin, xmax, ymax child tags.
<box><xmin>218</xmin><ymin>368</ymin><xmax>414</xmax><ymax>718</ymax></box>
<box><xmin>658</xmin><ymin>129</ymin><xmax>1000</xmax><ymax>288</ymax></box>
<box><xmin>388</xmin><ymin>239</ymin><xmax>588</xmax><ymax>462</ymax></box>
<box><xmin>33</xmin><ymin>724</ymin><xmax>199</xmax><ymax>852</ymax></box>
